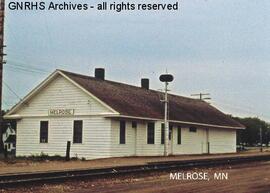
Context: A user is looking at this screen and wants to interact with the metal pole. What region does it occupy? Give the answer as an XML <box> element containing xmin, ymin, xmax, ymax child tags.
<box><xmin>260</xmin><ymin>127</ymin><xmax>263</xmax><ymax>152</ymax></box>
<box><xmin>160</xmin><ymin>73</ymin><xmax>173</xmax><ymax>156</ymax></box>
<box><xmin>164</xmin><ymin>82</ymin><xmax>169</xmax><ymax>156</ymax></box>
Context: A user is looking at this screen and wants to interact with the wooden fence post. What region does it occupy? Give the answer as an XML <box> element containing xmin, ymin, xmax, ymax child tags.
<box><xmin>4</xmin><ymin>145</ymin><xmax>7</xmax><ymax>159</ymax></box>
<box><xmin>66</xmin><ymin>141</ymin><xmax>70</xmax><ymax>161</ymax></box>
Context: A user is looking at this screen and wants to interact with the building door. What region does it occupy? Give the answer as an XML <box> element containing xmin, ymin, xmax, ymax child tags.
<box><xmin>202</xmin><ymin>128</ymin><xmax>209</xmax><ymax>154</ymax></box>
<box><xmin>132</xmin><ymin>122</ymin><xmax>137</xmax><ymax>156</ymax></box>
<box><xmin>130</xmin><ymin>121</ymin><xmax>137</xmax><ymax>156</ymax></box>
<box><xmin>206</xmin><ymin>128</ymin><xmax>210</xmax><ymax>154</ymax></box>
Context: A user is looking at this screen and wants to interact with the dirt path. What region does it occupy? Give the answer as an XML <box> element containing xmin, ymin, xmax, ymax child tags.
<box><xmin>1</xmin><ymin>161</ymin><xmax>270</xmax><ymax>193</ymax></box>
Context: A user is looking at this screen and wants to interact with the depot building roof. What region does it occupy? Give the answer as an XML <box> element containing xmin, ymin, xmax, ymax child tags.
<box><xmin>60</xmin><ymin>70</ymin><xmax>244</xmax><ymax>130</ymax></box>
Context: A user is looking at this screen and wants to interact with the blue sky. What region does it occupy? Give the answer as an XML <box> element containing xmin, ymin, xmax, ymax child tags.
<box><xmin>3</xmin><ymin>0</ymin><xmax>270</xmax><ymax>121</ymax></box>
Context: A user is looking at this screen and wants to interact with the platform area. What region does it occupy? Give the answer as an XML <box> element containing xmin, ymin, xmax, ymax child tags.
<box><xmin>0</xmin><ymin>151</ymin><xmax>269</xmax><ymax>175</ymax></box>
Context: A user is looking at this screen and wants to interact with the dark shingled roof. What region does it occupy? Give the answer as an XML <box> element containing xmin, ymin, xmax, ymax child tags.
<box><xmin>60</xmin><ymin>70</ymin><xmax>244</xmax><ymax>129</ymax></box>
<box><xmin>5</xmin><ymin>135</ymin><xmax>16</xmax><ymax>143</ymax></box>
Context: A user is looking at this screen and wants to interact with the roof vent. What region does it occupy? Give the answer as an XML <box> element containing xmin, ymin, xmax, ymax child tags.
<box><xmin>95</xmin><ymin>68</ymin><xmax>105</xmax><ymax>80</ymax></box>
<box><xmin>141</xmin><ymin>78</ymin><xmax>149</xmax><ymax>89</ymax></box>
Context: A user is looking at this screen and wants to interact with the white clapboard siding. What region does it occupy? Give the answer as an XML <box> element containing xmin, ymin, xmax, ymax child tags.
<box><xmin>172</xmin><ymin>127</ymin><xmax>208</xmax><ymax>155</ymax></box>
<box><xmin>12</xmin><ymin>72</ymin><xmax>238</xmax><ymax>159</ymax></box>
<box><xmin>172</xmin><ymin>127</ymin><xmax>236</xmax><ymax>154</ymax></box>
<box><xmin>14</xmin><ymin>74</ymin><xmax>116</xmax><ymax>159</ymax></box>
<box><xmin>209</xmin><ymin>129</ymin><xmax>236</xmax><ymax>153</ymax></box>
<box><xmin>110</xmin><ymin>120</ymin><xmax>136</xmax><ymax>157</ymax></box>
<box><xmin>16</xmin><ymin>74</ymin><xmax>112</xmax><ymax>116</ymax></box>
<box><xmin>135</xmin><ymin>121</ymin><xmax>164</xmax><ymax>156</ymax></box>
<box><xmin>16</xmin><ymin>116</ymin><xmax>112</xmax><ymax>160</ymax></box>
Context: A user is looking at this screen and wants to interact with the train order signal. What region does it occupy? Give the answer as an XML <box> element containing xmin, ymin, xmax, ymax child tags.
<box><xmin>159</xmin><ymin>74</ymin><xmax>174</xmax><ymax>82</ymax></box>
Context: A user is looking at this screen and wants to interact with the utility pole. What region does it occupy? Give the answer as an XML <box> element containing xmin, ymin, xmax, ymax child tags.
<box><xmin>191</xmin><ymin>93</ymin><xmax>211</xmax><ymax>101</ymax></box>
<box><xmin>159</xmin><ymin>73</ymin><xmax>174</xmax><ymax>156</ymax></box>
<box><xmin>0</xmin><ymin>0</ymin><xmax>5</xmax><ymax>152</ymax></box>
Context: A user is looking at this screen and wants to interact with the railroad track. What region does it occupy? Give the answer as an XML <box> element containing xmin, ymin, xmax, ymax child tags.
<box><xmin>0</xmin><ymin>154</ymin><xmax>270</xmax><ymax>188</ymax></box>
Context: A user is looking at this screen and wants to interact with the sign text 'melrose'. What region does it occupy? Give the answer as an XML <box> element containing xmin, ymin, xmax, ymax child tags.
<box><xmin>49</xmin><ymin>109</ymin><xmax>75</xmax><ymax>116</ymax></box>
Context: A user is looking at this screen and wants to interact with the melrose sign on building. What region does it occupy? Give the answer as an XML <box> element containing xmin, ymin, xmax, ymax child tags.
<box><xmin>48</xmin><ymin>109</ymin><xmax>75</xmax><ymax>116</ymax></box>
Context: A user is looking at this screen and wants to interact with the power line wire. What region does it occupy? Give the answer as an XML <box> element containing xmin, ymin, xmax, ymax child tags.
<box><xmin>6</xmin><ymin>62</ymin><xmax>50</xmax><ymax>73</ymax></box>
<box><xmin>211</xmin><ymin>101</ymin><xmax>270</xmax><ymax>120</ymax></box>
<box><xmin>5</xmin><ymin>67</ymin><xmax>47</xmax><ymax>76</ymax></box>
<box><xmin>2</xmin><ymin>100</ymin><xmax>13</xmax><ymax>107</ymax></box>
<box><xmin>5</xmin><ymin>65</ymin><xmax>48</xmax><ymax>75</ymax></box>
<box><xmin>3</xmin><ymin>81</ymin><xmax>22</xmax><ymax>101</ymax></box>
<box><xmin>7</xmin><ymin>53</ymin><xmax>73</xmax><ymax>69</ymax></box>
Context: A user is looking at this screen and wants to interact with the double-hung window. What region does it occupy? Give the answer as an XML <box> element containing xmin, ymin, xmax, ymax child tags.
<box><xmin>120</xmin><ymin>120</ymin><xmax>126</xmax><ymax>144</ymax></box>
<box><xmin>177</xmin><ymin>126</ymin><xmax>181</xmax><ymax>144</ymax></box>
<box><xmin>147</xmin><ymin>122</ymin><xmax>155</xmax><ymax>144</ymax></box>
<box><xmin>40</xmin><ymin>121</ymin><xmax>48</xmax><ymax>143</ymax></box>
<box><xmin>73</xmin><ymin>120</ymin><xmax>83</xmax><ymax>143</ymax></box>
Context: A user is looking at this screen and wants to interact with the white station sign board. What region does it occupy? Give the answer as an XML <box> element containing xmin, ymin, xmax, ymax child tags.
<box><xmin>49</xmin><ymin>109</ymin><xmax>75</xmax><ymax>116</ymax></box>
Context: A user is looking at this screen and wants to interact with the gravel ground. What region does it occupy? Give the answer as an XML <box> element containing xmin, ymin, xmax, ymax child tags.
<box><xmin>1</xmin><ymin>161</ymin><xmax>270</xmax><ymax>193</ymax></box>
<box><xmin>0</xmin><ymin>151</ymin><xmax>270</xmax><ymax>175</ymax></box>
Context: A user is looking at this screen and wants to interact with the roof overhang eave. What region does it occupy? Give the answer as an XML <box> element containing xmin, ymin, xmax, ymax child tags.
<box><xmin>3</xmin><ymin>114</ymin><xmax>22</xmax><ymax>120</ymax></box>
<box><xmin>105</xmin><ymin>115</ymin><xmax>245</xmax><ymax>130</ymax></box>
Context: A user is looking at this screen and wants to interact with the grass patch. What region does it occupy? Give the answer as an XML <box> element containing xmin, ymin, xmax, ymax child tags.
<box><xmin>2</xmin><ymin>152</ymin><xmax>86</xmax><ymax>163</ymax></box>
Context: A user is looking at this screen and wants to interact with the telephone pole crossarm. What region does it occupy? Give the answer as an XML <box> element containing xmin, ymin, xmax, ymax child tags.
<box><xmin>191</xmin><ymin>93</ymin><xmax>211</xmax><ymax>101</ymax></box>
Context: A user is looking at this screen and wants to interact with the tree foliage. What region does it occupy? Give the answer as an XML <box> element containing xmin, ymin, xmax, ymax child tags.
<box><xmin>233</xmin><ymin>117</ymin><xmax>270</xmax><ymax>146</ymax></box>
<box><xmin>0</xmin><ymin>110</ymin><xmax>16</xmax><ymax>151</ymax></box>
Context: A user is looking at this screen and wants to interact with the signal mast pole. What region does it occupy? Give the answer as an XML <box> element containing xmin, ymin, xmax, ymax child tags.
<box><xmin>164</xmin><ymin>81</ymin><xmax>169</xmax><ymax>156</ymax></box>
<box><xmin>159</xmin><ymin>73</ymin><xmax>174</xmax><ymax>156</ymax></box>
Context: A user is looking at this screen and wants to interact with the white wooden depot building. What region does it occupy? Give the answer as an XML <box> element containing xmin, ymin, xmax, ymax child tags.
<box><xmin>4</xmin><ymin>68</ymin><xmax>244</xmax><ymax>160</ymax></box>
